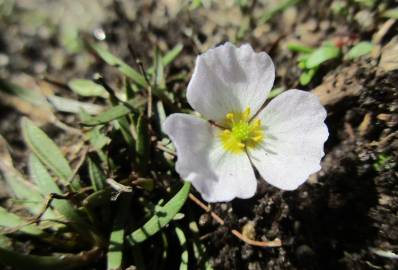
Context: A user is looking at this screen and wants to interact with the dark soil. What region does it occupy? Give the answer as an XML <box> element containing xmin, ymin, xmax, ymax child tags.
<box><xmin>0</xmin><ymin>0</ymin><xmax>397</xmax><ymax>269</ymax></box>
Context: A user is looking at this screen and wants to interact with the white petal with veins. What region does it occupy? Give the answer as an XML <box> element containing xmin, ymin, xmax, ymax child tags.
<box><xmin>249</xmin><ymin>90</ymin><xmax>329</xmax><ymax>190</ymax></box>
<box><xmin>187</xmin><ymin>43</ymin><xmax>275</xmax><ymax>123</ymax></box>
<box><xmin>163</xmin><ymin>113</ymin><xmax>257</xmax><ymax>202</ymax></box>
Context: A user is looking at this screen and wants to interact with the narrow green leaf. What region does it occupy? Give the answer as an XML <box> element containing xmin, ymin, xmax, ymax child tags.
<box><xmin>0</xmin><ymin>136</ymin><xmax>54</xmax><ymax>217</ymax></box>
<box><xmin>153</xmin><ymin>47</ymin><xmax>166</xmax><ymax>89</ymax></box>
<box><xmin>0</xmin><ymin>235</ymin><xmax>11</xmax><ymax>248</ymax></box>
<box><xmin>83</xmin><ymin>189</ymin><xmax>111</xmax><ymax>209</ymax></box>
<box><xmin>162</xmin><ymin>44</ymin><xmax>184</xmax><ymax>67</ymax></box>
<box><xmin>156</xmin><ymin>101</ymin><xmax>167</xmax><ymax>134</ymax></box>
<box><xmin>135</xmin><ymin>114</ymin><xmax>150</xmax><ymax>172</ymax></box>
<box><xmin>28</xmin><ymin>154</ymin><xmax>86</xmax><ymax>226</ymax></box>
<box><xmin>287</xmin><ymin>43</ymin><xmax>314</xmax><ymax>53</ymax></box>
<box><xmin>115</xmin><ymin>117</ymin><xmax>135</xmax><ymax>146</ymax></box>
<box><xmin>190</xmin><ymin>0</ymin><xmax>203</xmax><ymax>9</ymax></box>
<box><xmin>175</xmin><ymin>227</ymin><xmax>188</xmax><ymax>270</ymax></box>
<box><xmin>127</xmin><ymin>182</ymin><xmax>191</xmax><ymax>245</ymax></box>
<box><xmin>306</xmin><ymin>44</ymin><xmax>341</xmax><ymax>68</ymax></box>
<box><xmin>47</xmin><ymin>95</ymin><xmax>104</xmax><ymax>115</ymax></box>
<box><xmin>383</xmin><ymin>8</ymin><xmax>398</xmax><ymax>19</ymax></box>
<box><xmin>21</xmin><ymin>118</ymin><xmax>79</xmax><ymax>190</ymax></box>
<box><xmin>345</xmin><ymin>41</ymin><xmax>373</xmax><ymax>60</ymax></box>
<box><xmin>107</xmin><ymin>194</ymin><xmax>131</xmax><ymax>270</ymax></box>
<box><xmin>259</xmin><ymin>0</ymin><xmax>300</xmax><ymax>24</ymax></box>
<box><xmin>299</xmin><ymin>68</ymin><xmax>317</xmax><ymax>85</ymax></box>
<box><xmin>87</xmin><ymin>157</ymin><xmax>106</xmax><ymax>191</ymax></box>
<box><xmin>0</xmin><ymin>206</ymin><xmax>44</xmax><ymax>235</ymax></box>
<box><xmin>0</xmin><ymin>79</ymin><xmax>49</xmax><ymax>107</ymax></box>
<box><xmin>68</xmin><ymin>79</ymin><xmax>108</xmax><ymax>97</ymax></box>
<box><xmin>0</xmin><ymin>246</ymin><xmax>99</xmax><ymax>270</ymax></box>
<box><xmin>147</xmin><ymin>44</ymin><xmax>184</xmax><ymax>74</ymax></box>
<box><xmin>82</xmin><ymin>98</ymin><xmax>145</xmax><ymax>126</ymax></box>
<box><xmin>89</xmin><ymin>42</ymin><xmax>147</xmax><ymax>87</ymax></box>
<box><xmin>85</xmin><ymin>127</ymin><xmax>110</xmax><ymax>150</ymax></box>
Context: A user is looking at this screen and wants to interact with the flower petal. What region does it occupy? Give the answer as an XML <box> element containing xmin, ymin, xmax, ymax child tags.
<box><xmin>163</xmin><ymin>113</ymin><xmax>257</xmax><ymax>202</ymax></box>
<box><xmin>187</xmin><ymin>42</ymin><xmax>275</xmax><ymax>122</ymax></box>
<box><xmin>249</xmin><ymin>90</ymin><xmax>328</xmax><ymax>190</ymax></box>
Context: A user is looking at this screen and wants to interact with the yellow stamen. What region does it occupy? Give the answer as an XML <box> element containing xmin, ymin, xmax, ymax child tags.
<box><xmin>218</xmin><ymin>107</ymin><xmax>264</xmax><ymax>154</ymax></box>
<box><xmin>226</xmin><ymin>113</ymin><xmax>234</xmax><ymax>121</ymax></box>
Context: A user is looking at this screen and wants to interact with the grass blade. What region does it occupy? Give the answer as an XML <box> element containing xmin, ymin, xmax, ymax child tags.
<box><xmin>127</xmin><ymin>182</ymin><xmax>191</xmax><ymax>245</ymax></box>
<box><xmin>87</xmin><ymin>156</ymin><xmax>106</xmax><ymax>191</ymax></box>
<box><xmin>306</xmin><ymin>44</ymin><xmax>340</xmax><ymax>68</ymax></box>
<box><xmin>259</xmin><ymin>0</ymin><xmax>300</xmax><ymax>24</ymax></box>
<box><xmin>28</xmin><ymin>154</ymin><xmax>87</xmax><ymax>226</ymax></box>
<box><xmin>0</xmin><ymin>206</ymin><xmax>44</xmax><ymax>235</ymax></box>
<box><xmin>107</xmin><ymin>194</ymin><xmax>131</xmax><ymax>270</ymax></box>
<box><xmin>88</xmin><ymin>42</ymin><xmax>147</xmax><ymax>87</ymax></box>
<box><xmin>68</xmin><ymin>79</ymin><xmax>108</xmax><ymax>97</ymax></box>
<box><xmin>0</xmin><ymin>79</ymin><xmax>49</xmax><ymax>107</ymax></box>
<box><xmin>81</xmin><ymin>98</ymin><xmax>145</xmax><ymax>126</ymax></box>
<box><xmin>175</xmin><ymin>227</ymin><xmax>188</xmax><ymax>270</ymax></box>
<box><xmin>21</xmin><ymin>118</ymin><xmax>80</xmax><ymax>190</ymax></box>
<box><xmin>345</xmin><ymin>41</ymin><xmax>373</xmax><ymax>60</ymax></box>
<box><xmin>0</xmin><ymin>136</ymin><xmax>55</xmax><ymax>217</ymax></box>
<box><xmin>135</xmin><ymin>114</ymin><xmax>150</xmax><ymax>172</ymax></box>
<box><xmin>0</xmin><ymin>246</ymin><xmax>100</xmax><ymax>270</ymax></box>
<box><xmin>147</xmin><ymin>43</ymin><xmax>183</xmax><ymax>74</ymax></box>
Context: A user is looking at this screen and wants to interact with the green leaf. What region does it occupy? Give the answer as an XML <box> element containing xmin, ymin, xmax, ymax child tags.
<box><xmin>287</xmin><ymin>43</ymin><xmax>314</xmax><ymax>53</ymax></box>
<box><xmin>47</xmin><ymin>95</ymin><xmax>104</xmax><ymax>115</ymax></box>
<box><xmin>153</xmin><ymin>47</ymin><xmax>166</xmax><ymax>89</ymax></box>
<box><xmin>68</xmin><ymin>79</ymin><xmax>108</xmax><ymax>97</ymax></box>
<box><xmin>259</xmin><ymin>0</ymin><xmax>300</xmax><ymax>24</ymax></box>
<box><xmin>383</xmin><ymin>8</ymin><xmax>398</xmax><ymax>19</ymax></box>
<box><xmin>107</xmin><ymin>194</ymin><xmax>131</xmax><ymax>270</ymax></box>
<box><xmin>0</xmin><ymin>206</ymin><xmax>44</xmax><ymax>235</ymax></box>
<box><xmin>82</xmin><ymin>98</ymin><xmax>145</xmax><ymax>126</ymax></box>
<box><xmin>345</xmin><ymin>41</ymin><xmax>373</xmax><ymax>60</ymax></box>
<box><xmin>306</xmin><ymin>44</ymin><xmax>340</xmax><ymax>68</ymax></box>
<box><xmin>87</xmin><ymin>157</ymin><xmax>106</xmax><ymax>191</ymax></box>
<box><xmin>0</xmin><ymin>79</ymin><xmax>49</xmax><ymax>107</ymax></box>
<box><xmin>0</xmin><ymin>235</ymin><xmax>11</xmax><ymax>248</ymax></box>
<box><xmin>28</xmin><ymin>154</ymin><xmax>86</xmax><ymax>226</ymax></box>
<box><xmin>148</xmin><ymin>43</ymin><xmax>183</xmax><ymax>74</ymax></box>
<box><xmin>0</xmin><ymin>246</ymin><xmax>99</xmax><ymax>270</ymax></box>
<box><xmin>0</xmin><ymin>136</ymin><xmax>54</xmax><ymax>217</ymax></box>
<box><xmin>83</xmin><ymin>189</ymin><xmax>112</xmax><ymax>209</ymax></box>
<box><xmin>85</xmin><ymin>127</ymin><xmax>110</xmax><ymax>150</ymax></box>
<box><xmin>156</xmin><ymin>101</ymin><xmax>167</xmax><ymax>134</ymax></box>
<box><xmin>88</xmin><ymin>42</ymin><xmax>147</xmax><ymax>87</ymax></box>
<box><xmin>127</xmin><ymin>182</ymin><xmax>191</xmax><ymax>245</ymax></box>
<box><xmin>175</xmin><ymin>227</ymin><xmax>188</xmax><ymax>270</ymax></box>
<box><xmin>190</xmin><ymin>0</ymin><xmax>203</xmax><ymax>9</ymax></box>
<box><xmin>162</xmin><ymin>44</ymin><xmax>184</xmax><ymax>67</ymax></box>
<box><xmin>135</xmin><ymin>114</ymin><xmax>150</xmax><ymax>172</ymax></box>
<box><xmin>114</xmin><ymin>117</ymin><xmax>135</xmax><ymax>146</ymax></box>
<box><xmin>21</xmin><ymin>118</ymin><xmax>80</xmax><ymax>190</ymax></box>
<box><xmin>299</xmin><ymin>68</ymin><xmax>317</xmax><ymax>85</ymax></box>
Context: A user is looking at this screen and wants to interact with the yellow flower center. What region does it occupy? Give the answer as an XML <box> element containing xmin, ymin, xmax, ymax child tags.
<box><xmin>219</xmin><ymin>107</ymin><xmax>264</xmax><ymax>154</ymax></box>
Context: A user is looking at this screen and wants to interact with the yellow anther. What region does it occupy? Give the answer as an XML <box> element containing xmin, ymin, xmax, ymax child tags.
<box><xmin>243</xmin><ymin>107</ymin><xmax>251</xmax><ymax>119</ymax></box>
<box><xmin>252</xmin><ymin>135</ymin><xmax>263</xmax><ymax>142</ymax></box>
<box><xmin>219</xmin><ymin>108</ymin><xmax>264</xmax><ymax>154</ymax></box>
<box><xmin>252</xmin><ymin>119</ymin><xmax>261</xmax><ymax>128</ymax></box>
<box><xmin>226</xmin><ymin>113</ymin><xmax>234</xmax><ymax>121</ymax></box>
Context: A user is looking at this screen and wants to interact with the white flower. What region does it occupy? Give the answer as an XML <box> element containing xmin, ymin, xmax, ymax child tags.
<box><xmin>163</xmin><ymin>43</ymin><xmax>328</xmax><ymax>202</ymax></box>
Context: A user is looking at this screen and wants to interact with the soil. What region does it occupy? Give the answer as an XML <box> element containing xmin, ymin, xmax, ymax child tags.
<box><xmin>0</xmin><ymin>0</ymin><xmax>397</xmax><ymax>269</ymax></box>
